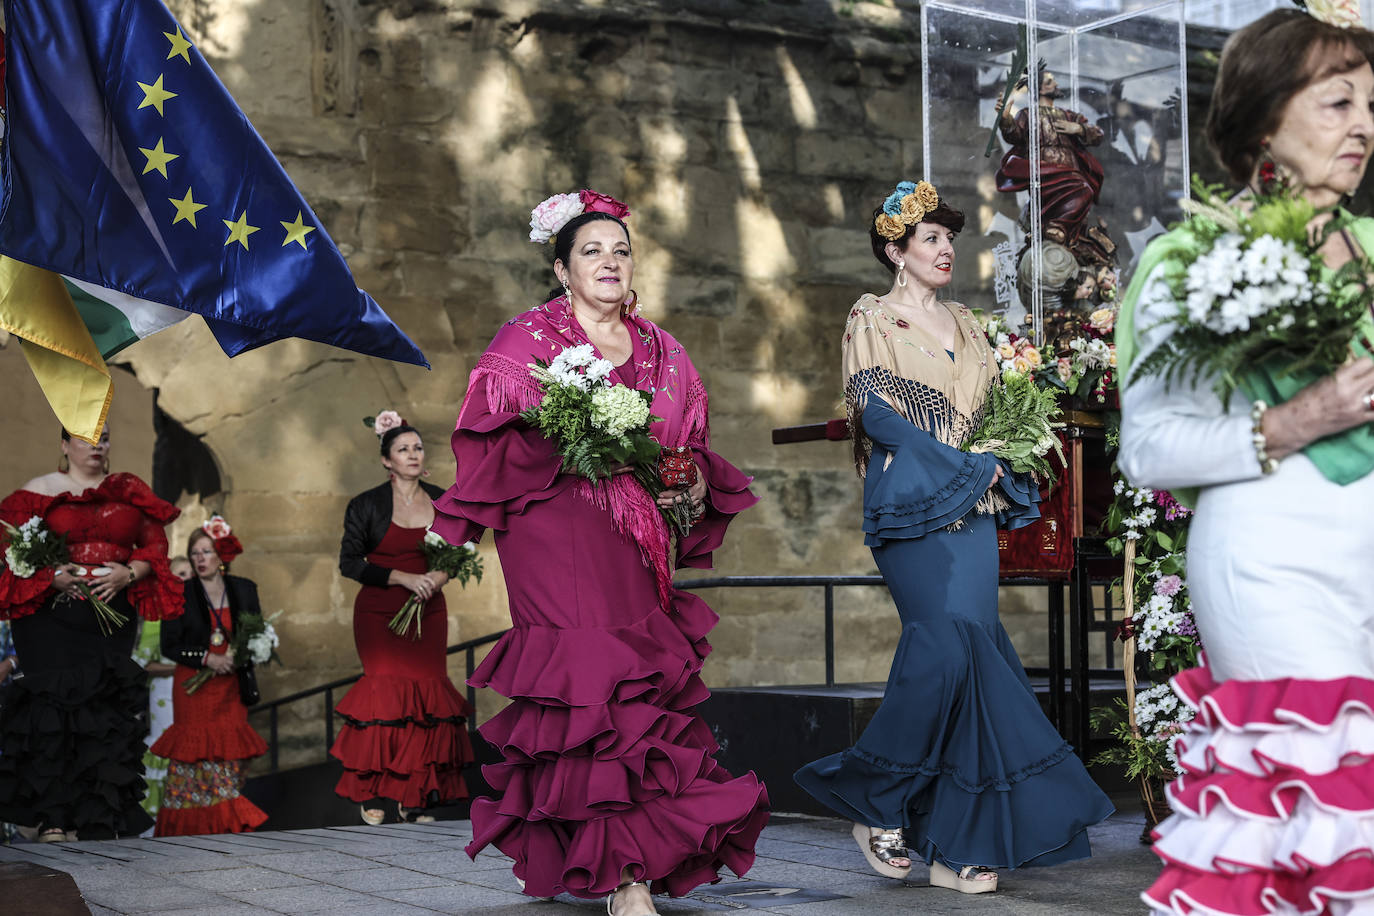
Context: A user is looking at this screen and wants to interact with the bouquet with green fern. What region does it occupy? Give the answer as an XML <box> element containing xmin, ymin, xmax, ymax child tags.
<box><xmin>522</xmin><ymin>344</ymin><xmax>694</xmax><ymax>535</ymax></box>
<box><xmin>967</xmin><ymin>370</ymin><xmax>1066</xmax><ymax>479</ymax></box>
<box><xmin>1131</xmin><ymin>177</ymin><xmax>1374</xmax><ymax>405</ymax></box>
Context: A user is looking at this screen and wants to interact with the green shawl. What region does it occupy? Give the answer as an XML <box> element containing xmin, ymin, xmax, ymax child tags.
<box><xmin>1115</xmin><ymin>215</ymin><xmax>1374</xmax><ymax>502</ymax></box>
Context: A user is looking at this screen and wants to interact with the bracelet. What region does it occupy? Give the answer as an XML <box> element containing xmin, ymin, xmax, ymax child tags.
<box><xmin>1250</xmin><ymin>400</ymin><xmax>1279</xmax><ymax>475</ymax></box>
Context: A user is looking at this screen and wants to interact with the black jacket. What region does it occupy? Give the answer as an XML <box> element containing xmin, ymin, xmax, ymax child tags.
<box><xmin>339</xmin><ymin>480</ymin><xmax>445</xmax><ymax>587</ymax></box>
<box><xmin>161</xmin><ymin>574</ymin><xmax>263</xmax><ymax>670</ymax></box>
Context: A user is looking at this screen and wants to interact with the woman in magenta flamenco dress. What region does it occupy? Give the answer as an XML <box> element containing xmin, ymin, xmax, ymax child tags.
<box><xmin>433</xmin><ymin>190</ymin><xmax>768</xmax><ymax>916</ymax></box>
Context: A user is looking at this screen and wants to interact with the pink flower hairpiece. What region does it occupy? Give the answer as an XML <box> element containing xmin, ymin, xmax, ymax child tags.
<box><xmin>528</xmin><ymin>189</ymin><xmax>632</xmax><ymax>244</ymax></box>
<box><xmin>364</xmin><ymin>410</ymin><xmax>406</xmax><ymax>438</ymax></box>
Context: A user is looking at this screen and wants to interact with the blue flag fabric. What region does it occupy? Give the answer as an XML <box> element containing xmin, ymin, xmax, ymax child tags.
<box><xmin>0</xmin><ymin>0</ymin><xmax>428</xmax><ymax>367</ymax></box>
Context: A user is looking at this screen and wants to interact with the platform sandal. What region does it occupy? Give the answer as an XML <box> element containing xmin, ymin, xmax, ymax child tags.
<box><xmin>929</xmin><ymin>860</ymin><xmax>998</xmax><ymax>894</ymax></box>
<box><xmin>851</xmin><ymin>823</ymin><xmax>911</xmax><ymax>879</ymax></box>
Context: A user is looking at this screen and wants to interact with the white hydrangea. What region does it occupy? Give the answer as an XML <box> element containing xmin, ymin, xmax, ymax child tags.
<box><xmin>589</xmin><ymin>384</ymin><xmax>650</xmax><ymax>437</ymax></box>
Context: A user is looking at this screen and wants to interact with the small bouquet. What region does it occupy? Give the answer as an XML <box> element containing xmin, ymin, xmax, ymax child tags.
<box><xmin>522</xmin><ymin>344</ymin><xmax>696</xmax><ymax>536</ymax></box>
<box><xmin>388</xmin><ymin>533</ymin><xmax>483</xmax><ymax>639</ymax></box>
<box><xmin>1133</xmin><ymin>177</ymin><xmax>1374</xmax><ymax>403</ymax></box>
<box><xmin>1</xmin><ymin>517</ymin><xmax>128</xmax><ymax>635</ymax></box>
<box><xmin>967</xmin><ymin>371</ymin><xmax>1066</xmax><ymax>479</ymax></box>
<box><xmin>184</xmin><ymin>610</ymin><xmax>282</xmax><ymax>695</ymax></box>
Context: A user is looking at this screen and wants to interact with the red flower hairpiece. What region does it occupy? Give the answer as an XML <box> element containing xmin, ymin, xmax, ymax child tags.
<box><xmin>203</xmin><ymin>515</ymin><xmax>244</xmax><ymax>564</ymax></box>
<box><xmin>578</xmin><ymin>189</ymin><xmax>632</xmax><ymax>221</ymax></box>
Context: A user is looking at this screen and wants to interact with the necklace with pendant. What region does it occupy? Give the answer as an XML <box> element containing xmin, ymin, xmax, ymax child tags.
<box><xmin>205</xmin><ymin>581</ymin><xmax>229</xmax><ymax>647</ymax></box>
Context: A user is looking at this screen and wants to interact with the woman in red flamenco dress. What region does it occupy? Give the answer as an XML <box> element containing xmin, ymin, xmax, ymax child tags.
<box><xmin>332</xmin><ymin>417</ymin><xmax>473</xmax><ymax>825</ymax></box>
<box><xmin>0</xmin><ymin>428</ymin><xmax>183</xmax><ymax>841</ymax></box>
<box><xmin>151</xmin><ymin>521</ymin><xmax>269</xmax><ymax>836</ymax></box>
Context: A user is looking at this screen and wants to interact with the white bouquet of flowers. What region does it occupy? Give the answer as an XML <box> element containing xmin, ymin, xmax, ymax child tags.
<box><xmin>184</xmin><ymin>611</ymin><xmax>283</xmax><ymax>695</ymax></box>
<box><xmin>1133</xmin><ymin>178</ymin><xmax>1373</xmax><ymax>403</ymax></box>
<box><xmin>522</xmin><ymin>344</ymin><xmax>693</xmax><ymax>535</ymax></box>
<box><xmin>388</xmin><ymin>533</ymin><xmax>483</xmax><ymax>639</ymax></box>
<box><xmin>1</xmin><ymin>516</ymin><xmax>128</xmax><ymax>635</ymax></box>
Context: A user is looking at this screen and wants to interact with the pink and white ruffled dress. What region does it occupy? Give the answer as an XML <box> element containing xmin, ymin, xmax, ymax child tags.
<box><xmin>1120</xmin><ymin>266</ymin><xmax>1374</xmax><ymax>916</ymax></box>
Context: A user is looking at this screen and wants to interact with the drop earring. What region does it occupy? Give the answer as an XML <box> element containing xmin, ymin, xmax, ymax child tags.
<box><xmin>895</xmin><ymin>260</ymin><xmax>908</xmax><ymax>288</ymax></box>
<box><xmin>1256</xmin><ymin>140</ymin><xmax>1290</xmax><ymax>195</ymax></box>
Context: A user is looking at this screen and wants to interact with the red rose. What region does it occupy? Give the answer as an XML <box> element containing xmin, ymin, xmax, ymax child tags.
<box><xmin>579</xmin><ymin>190</ymin><xmax>631</xmax><ymax>221</ymax></box>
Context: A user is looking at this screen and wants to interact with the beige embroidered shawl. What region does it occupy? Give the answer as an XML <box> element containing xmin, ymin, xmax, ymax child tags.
<box><xmin>842</xmin><ymin>294</ymin><xmax>996</xmax><ymax>477</ymax></box>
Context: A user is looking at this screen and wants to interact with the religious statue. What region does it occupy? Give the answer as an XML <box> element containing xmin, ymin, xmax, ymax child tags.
<box><xmin>995</xmin><ymin>66</ymin><xmax>1118</xmax><ymax>352</ymax></box>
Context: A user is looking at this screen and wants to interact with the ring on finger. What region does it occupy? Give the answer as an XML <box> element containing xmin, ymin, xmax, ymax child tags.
<box><xmin>1365</xmin><ymin>390</ymin><xmax>1374</xmax><ymax>411</ymax></box>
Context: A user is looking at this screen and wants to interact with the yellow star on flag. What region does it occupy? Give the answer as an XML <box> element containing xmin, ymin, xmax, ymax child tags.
<box><xmin>222</xmin><ymin>211</ymin><xmax>260</xmax><ymax>250</ymax></box>
<box><xmin>169</xmin><ymin>188</ymin><xmax>206</xmax><ymax>228</ymax></box>
<box><xmin>164</xmin><ymin>26</ymin><xmax>193</xmax><ymax>64</ymax></box>
<box><xmin>137</xmin><ymin>138</ymin><xmax>179</xmax><ymax>179</ymax></box>
<box><xmin>280</xmin><ymin>211</ymin><xmax>316</xmax><ymax>250</ymax></box>
<box><xmin>136</xmin><ymin>75</ymin><xmax>177</xmax><ymax>116</ymax></box>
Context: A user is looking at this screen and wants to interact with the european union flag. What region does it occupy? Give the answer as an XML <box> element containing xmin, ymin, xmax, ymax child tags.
<box><xmin>0</xmin><ymin>0</ymin><xmax>428</xmax><ymax>367</ymax></box>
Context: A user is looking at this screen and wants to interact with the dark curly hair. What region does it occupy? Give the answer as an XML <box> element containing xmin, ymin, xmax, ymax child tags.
<box><xmin>869</xmin><ymin>200</ymin><xmax>966</xmax><ymax>273</ymax></box>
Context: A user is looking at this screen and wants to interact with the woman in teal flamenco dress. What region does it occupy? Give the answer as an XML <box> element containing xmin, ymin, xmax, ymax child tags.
<box><xmin>795</xmin><ymin>181</ymin><xmax>1113</xmax><ymax>895</ymax></box>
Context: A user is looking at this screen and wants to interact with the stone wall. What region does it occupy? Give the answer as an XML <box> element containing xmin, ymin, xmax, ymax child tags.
<box><xmin>1</xmin><ymin>0</ymin><xmax>1143</xmax><ymax>763</ymax></box>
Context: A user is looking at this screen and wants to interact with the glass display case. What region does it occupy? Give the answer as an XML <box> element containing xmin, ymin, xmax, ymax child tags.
<box><xmin>921</xmin><ymin>0</ymin><xmax>1191</xmax><ymax>347</ymax></box>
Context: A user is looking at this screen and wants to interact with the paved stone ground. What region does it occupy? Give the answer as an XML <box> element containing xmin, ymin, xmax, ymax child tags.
<box><xmin>0</xmin><ymin>808</ymin><xmax>1160</xmax><ymax>915</ymax></box>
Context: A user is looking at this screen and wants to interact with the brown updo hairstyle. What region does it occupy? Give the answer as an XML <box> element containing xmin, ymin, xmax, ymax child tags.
<box><xmin>1207</xmin><ymin>9</ymin><xmax>1374</xmax><ymax>185</ymax></box>
<box><xmin>869</xmin><ymin>201</ymin><xmax>966</xmax><ymax>273</ymax></box>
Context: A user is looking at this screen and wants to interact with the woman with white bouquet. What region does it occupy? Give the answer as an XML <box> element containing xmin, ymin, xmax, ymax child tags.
<box><xmin>433</xmin><ymin>190</ymin><xmax>767</xmax><ymax>915</ymax></box>
<box><xmin>151</xmin><ymin>520</ymin><xmax>269</xmax><ymax>836</ymax></box>
<box><xmin>333</xmin><ymin>418</ymin><xmax>476</xmax><ymax>826</ymax></box>
<box><xmin>1117</xmin><ymin>7</ymin><xmax>1374</xmax><ymax>913</ymax></box>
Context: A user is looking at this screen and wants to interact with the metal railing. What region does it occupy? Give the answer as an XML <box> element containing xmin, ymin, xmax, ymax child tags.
<box><xmin>247</xmin><ymin>629</ymin><xmax>508</xmax><ymax>773</ymax></box>
<box><xmin>249</xmin><ymin>570</ymin><xmax>1123</xmax><ymax>771</ymax></box>
<box><xmin>676</xmin><ymin>575</ymin><xmax>886</xmax><ymax>687</ymax></box>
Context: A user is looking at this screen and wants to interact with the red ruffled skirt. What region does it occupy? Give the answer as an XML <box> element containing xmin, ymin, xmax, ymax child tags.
<box><xmin>331</xmin><ymin>588</ymin><xmax>473</xmax><ymax>807</ymax></box>
<box><xmin>150</xmin><ymin>663</ymin><xmax>268</xmax><ymax>836</ymax></box>
<box><xmin>1145</xmin><ymin>665</ymin><xmax>1374</xmax><ymax>915</ymax></box>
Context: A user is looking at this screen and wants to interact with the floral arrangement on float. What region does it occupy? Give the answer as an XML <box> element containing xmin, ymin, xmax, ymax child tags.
<box><xmin>978</xmin><ymin>307</ymin><xmax>1118</xmax><ymax>404</ymax></box>
<box><xmin>1092</xmin><ymin>478</ymin><xmax>1200</xmax><ymax>828</ymax></box>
